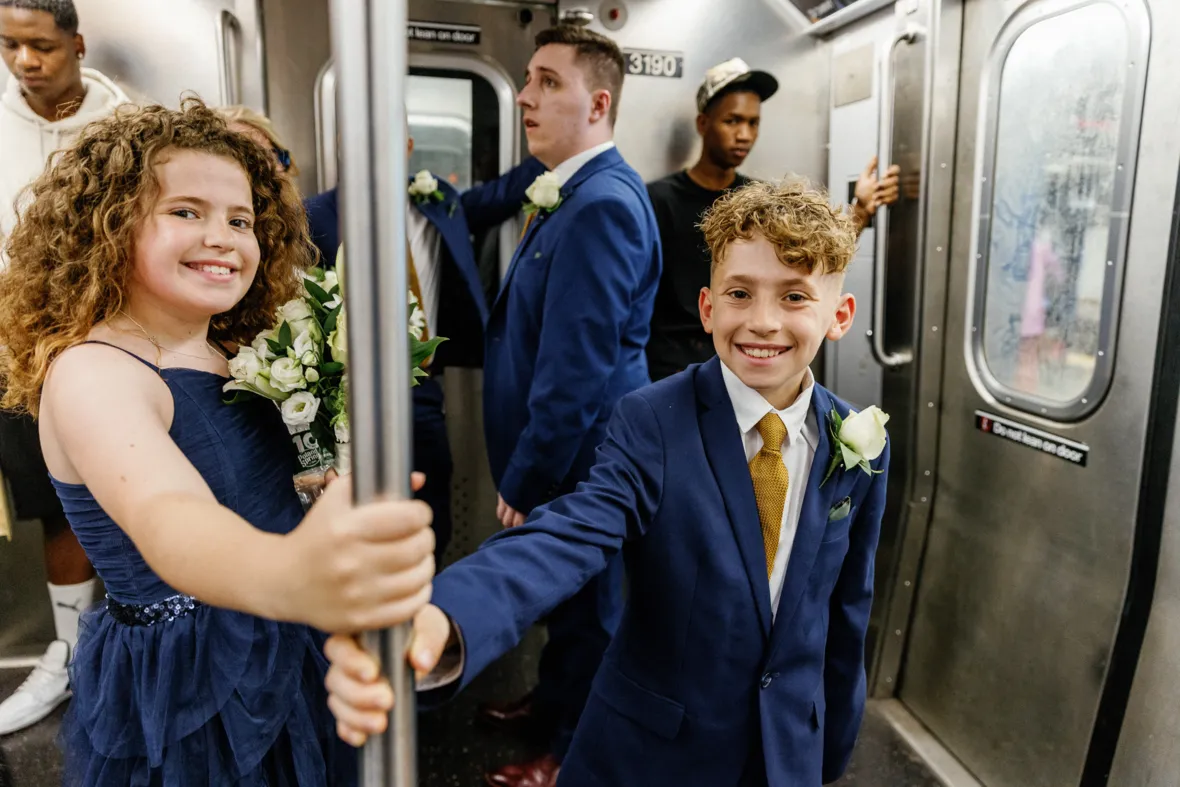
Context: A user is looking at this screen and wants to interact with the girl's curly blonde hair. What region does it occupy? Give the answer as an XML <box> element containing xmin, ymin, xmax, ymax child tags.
<box><xmin>0</xmin><ymin>97</ymin><xmax>314</xmax><ymax>415</ymax></box>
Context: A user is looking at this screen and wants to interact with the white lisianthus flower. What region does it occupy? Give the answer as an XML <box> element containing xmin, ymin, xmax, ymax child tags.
<box><xmin>305</xmin><ymin>367</ymin><xmax>320</xmax><ymax>383</ymax></box>
<box><xmin>293</xmin><ymin>329</ymin><xmax>318</xmax><ymax>362</ymax></box>
<box><xmin>334</xmin><ymin>414</ymin><xmax>350</xmax><ymax>444</ymax></box>
<box><xmin>228</xmin><ymin>347</ymin><xmax>263</xmax><ymax>382</ymax></box>
<box><xmin>280</xmin><ymin>392</ymin><xmax>320</xmax><ymax>427</ymax></box>
<box><xmin>409</xmin><ymin>169</ymin><xmax>438</xmax><ymax>197</ymax></box>
<box><xmin>329</xmin><ymin>311</ymin><xmax>348</xmax><ymax>366</ymax></box>
<box><xmin>526</xmin><ymin>171</ymin><xmax>562</xmax><ymax>210</ymax></box>
<box><xmin>269</xmin><ymin>357</ymin><xmax>307</xmax><ymax>392</ymax></box>
<box><xmin>251</xmin><ymin>329</ymin><xmax>277</xmax><ymax>360</ymax></box>
<box><xmin>322</xmin><ymin>270</ymin><xmax>339</xmax><ymax>293</ymax></box>
<box><xmin>301</xmin><ymin>350</ymin><xmax>320</xmax><ymax>367</ymax></box>
<box><xmin>839</xmin><ymin>405</ymin><xmax>890</xmax><ymax>461</ymax></box>
<box><xmin>280</xmin><ymin>299</ymin><xmax>315</xmax><ymax>336</ymax></box>
<box><xmin>334</xmin><ymin>246</ymin><xmax>346</xmax><ymax>293</ymax></box>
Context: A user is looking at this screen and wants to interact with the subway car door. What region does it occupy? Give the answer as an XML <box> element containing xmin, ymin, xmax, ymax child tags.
<box><xmin>897</xmin><ymin>1</ymin><xmax>1180</xmax><ymax>785</ymax></box>
<box><xmin>315</xmin><ymin>0</ymin><xmax>555</xmax><ymax>568</ymax></box>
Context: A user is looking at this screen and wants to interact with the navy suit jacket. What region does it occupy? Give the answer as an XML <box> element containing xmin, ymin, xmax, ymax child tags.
<box><xmin>303</xmin><ymin>159</ymin><xmax>544</xmax><ymax>368</ymax></box>
<box><xmin>431</xmin><ymin>357</ymin><xmax>888</xmax><ymax>786</ymax></box>
<box><xmin>484</xmin><ymin>147</ymin><xmax>661</xmax><ymax>512</ymax></box>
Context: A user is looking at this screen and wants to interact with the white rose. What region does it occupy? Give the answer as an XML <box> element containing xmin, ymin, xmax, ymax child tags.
<box><xmin>269</xmin><ymin>357</ymin><xmax>307</xmax><ymax>393</ymax></box>
<box><xmin>280</xmin><ymin>392</ymin><xmax>320</xmax><ymax>427</ymax></box>
<box><xmin>839</xmin><ymin>405</ymin><xmax>890</xmax><ymax>461</ymax></box>
<box><xmin>334</xmin><ymin>246</ymin><xmax>346</xmax><ymax>293</ymax></box>
<box><xmin>409</xmin><ymin>169</ymin><xmax>438</xmax><ymax>196</ymax></box>
<box><xmin>526</xmin><ymin>171</ymin><xmax>561</xmax><ymax>210</ymax></box>
<box><xmin>228</xmin><ymin>347</ymin><xmax>263</xmax><ymax>382</ymax></box>
<box><xmin>329</xmin><ymin>311</ymin><xmax>348</xmax><ymax>366</ymax></box>
<box><xmin>334</xmin><ymin>414</ymin><xmax>350</xmax><ymax>444</ymax></box>
<box><xmin>280</xmin><ymin>299</ymin><xmax>315</xmax><ymax>336</ymax></box>
<box><xmin>322</xmin><ymin>270</ymin><xmax>339</xmax><ymax>293</ymax></box>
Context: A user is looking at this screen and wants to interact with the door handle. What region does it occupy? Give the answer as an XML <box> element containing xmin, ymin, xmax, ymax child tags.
<box><xmin>871</xmin><ymin>24</ymin><xmax>923</xmax><ymax>368</ymax></box>
<box><xmin>216</xmin><ymin>9</ymin><xmax>242</xmax><ymax>105</ymax></box>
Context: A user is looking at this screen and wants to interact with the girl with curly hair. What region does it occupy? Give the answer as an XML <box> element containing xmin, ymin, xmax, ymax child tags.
<box><xmin>0</xmin><ymin>98</ymin><xmax>435</xmax><ymax>785</ymax></box>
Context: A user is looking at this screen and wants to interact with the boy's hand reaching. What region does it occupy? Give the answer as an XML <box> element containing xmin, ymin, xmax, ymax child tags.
<box><xmin>323</xmin><ymin>604</ymin><xmax>453</xmax><ymax>747</ymax></box>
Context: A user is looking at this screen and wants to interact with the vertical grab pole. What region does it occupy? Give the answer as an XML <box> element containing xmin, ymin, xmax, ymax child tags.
<box><xmin>328</xmin><ymin>0</ymin><xmax>416</xmax><ymax>785</ymax></box>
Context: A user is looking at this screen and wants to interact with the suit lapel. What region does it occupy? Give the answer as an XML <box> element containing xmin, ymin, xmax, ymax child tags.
<box><xmin>493</xmin><ymin>147</ymin><xmax>624</xmax><ymax>312</ymax></box>
<box><xmin>697</xmin><ymin>358</ymin><xmax>772</xmax><ymax>640</ymax></box>
<box><xmin>767</xmin><ymin>387</ymin><xmax>850</xmax><ymax>651</ymax></box>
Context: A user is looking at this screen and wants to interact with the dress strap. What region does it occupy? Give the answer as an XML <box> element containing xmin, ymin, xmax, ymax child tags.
<box><xmin>77</xmin><ymin>340</ymin><xmax>160</xmax><ymax>371</ymax></box>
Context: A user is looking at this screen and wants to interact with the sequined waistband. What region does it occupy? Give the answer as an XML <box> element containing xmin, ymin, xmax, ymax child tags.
<box><xmin>106</xmin><ymin>593</ymin><xmax>202</xmax><ymax>627</ymax></box>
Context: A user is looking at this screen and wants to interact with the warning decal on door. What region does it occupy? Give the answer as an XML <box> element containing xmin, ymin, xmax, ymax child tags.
<box><xmin>408</xmin><ymin>21</ymin><xmax>481</xmax><ymax>45</ymax></box>
<box><xmin>975</xmin><ymin>411</ymin><xmax>1089</xmax><ymax>467</ymax></box>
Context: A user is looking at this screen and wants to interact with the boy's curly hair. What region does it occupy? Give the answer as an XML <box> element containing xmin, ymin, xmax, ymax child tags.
<box><xmin>700</xmin><ymin>178</ymin><xmax>858</xmax><ymax>277</ymax></box>
<box><xmin>0</xmin><ymin>97</ymin><xmax>314</xmax><ymax>415</ymax></box>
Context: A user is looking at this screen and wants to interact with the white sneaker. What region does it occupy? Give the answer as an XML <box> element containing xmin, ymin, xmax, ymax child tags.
<box><xmin>0</xmin><ymin>640</ymin><xmax>72</xmax><ymax>735</ymax></box>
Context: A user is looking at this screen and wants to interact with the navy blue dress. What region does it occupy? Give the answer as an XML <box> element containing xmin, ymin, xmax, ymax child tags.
<box><xmin>48</xmin><ymin>343</ymin><xmax>355</xmax><ymax>786</ymax></box>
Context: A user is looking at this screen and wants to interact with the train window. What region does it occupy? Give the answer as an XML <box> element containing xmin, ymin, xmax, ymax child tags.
<box><xmin>970</xmin><ymin>0</ymin><xmax>1149</xmax><ymax>419</ymax></box>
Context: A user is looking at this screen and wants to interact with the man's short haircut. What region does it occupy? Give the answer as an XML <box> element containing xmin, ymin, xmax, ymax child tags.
<box><xmin>0</xmin><ymin>0</ymin><xmax>78</xmax><ymax>35</ymax></box>
<box><xmin>700</xmin><ymin>179</ymin><xmax>858</xmax><ymax>277</ymax></box>
<box><xmin>535</xmin><ymin>25</ymin><xmax>625</xmax><ymax>126</ymax></box>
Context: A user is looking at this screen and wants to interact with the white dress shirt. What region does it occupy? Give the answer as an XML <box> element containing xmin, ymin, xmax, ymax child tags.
<box><xmin>720</xmin><ymin>361</ymin><xmax>818</xmax><ymax>619</ymax></box>
<box><xmin>551</xmin><ymin>140</ymin><xmax>616</xmax><ymax>186</ymax></box>
<box><xmin>406</xmin><ymin>204</ymin><xmax>442</xmax><ymax>334</ymax></box>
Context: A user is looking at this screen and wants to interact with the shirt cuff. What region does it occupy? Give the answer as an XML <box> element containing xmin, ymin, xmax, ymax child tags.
<box><xmin>414</xmin><ymin>618</ymin><xmax>465</xmax><ymax>692</ymax></box>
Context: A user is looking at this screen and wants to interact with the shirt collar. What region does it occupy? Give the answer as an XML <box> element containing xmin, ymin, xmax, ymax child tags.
<box><xmin>719</xmin><ymin>360</ymin><xmax>816</xmax><ymax>450</ymax></box>
<box><xmin>552</xmin><ymin>140</ymin><xmax>615</xmax><ymax>186</ymax></box>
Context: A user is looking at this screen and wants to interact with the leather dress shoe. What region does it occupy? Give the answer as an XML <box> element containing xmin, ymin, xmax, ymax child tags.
<box><xmin>477</xmin><ymin>689</ymin><xmax>536</xmax><ymax>727</ymax></box>
<box><xmin>484</xmin><ymin>753</ymin><xmax>561</xmax><ymax>787</ymax></box>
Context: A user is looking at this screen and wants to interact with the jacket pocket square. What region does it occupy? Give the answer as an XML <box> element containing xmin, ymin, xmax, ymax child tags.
<box><xmin>828</xmin><ymin>497</ymin><xmax>851</xmax><ymax>521</ymax></box>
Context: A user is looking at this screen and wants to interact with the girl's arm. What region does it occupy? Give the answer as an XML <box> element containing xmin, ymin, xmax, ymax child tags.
<box><xmin>41</xmin><ymin>343</ymin><xmax>434</xmax><ymax>632</ymax></box>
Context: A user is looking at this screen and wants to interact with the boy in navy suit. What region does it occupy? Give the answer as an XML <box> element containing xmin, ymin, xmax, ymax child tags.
<box><xmin>324</xmin><ymin>179</ymin><xmax>891</xmax><ymax>787</ymax></box>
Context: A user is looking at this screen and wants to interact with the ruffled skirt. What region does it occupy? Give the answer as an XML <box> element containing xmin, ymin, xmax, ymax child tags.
<box><xmin>61</xmin><ymin>600</ymin><xmax>356</xmax><ymax>786</ymax></box>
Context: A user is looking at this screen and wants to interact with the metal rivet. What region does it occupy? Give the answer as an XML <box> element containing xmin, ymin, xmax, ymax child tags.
<box><xmin>972</xmin><ymin>326</ymin><xmax>978</xmax><ymax>332</ymax></box>
<box><xmin>1041</xmin><ymin>408</ymin><xmax>1048</xmax><ymax>414</ymax></box>
<box><xmin>924</xmin><ymin>470</ymin><xmax>931</xmax><ymax>476</ymax></box>
<box><xmin>1082</xmin><ymin>398</ymin><xmax>1089</xmax><ymax>404</ymax></box>
<box><xmin>940</xmin><ymin>162</ymin><xmax>947</xmax><ymax>168</ymax></box>
<box><xmin>1107</xmin><ymin>260</ymin><xmax>1114</xmax><ymax>267</ymax></box>
<box><xmin>1005</xmin><ymin>397</ymin><xmax>1012</xmax><ymax>403</ymax></box>
<box><xmin>977</xmin><ymin>253</ymin><xmax>983</xmax><ymax>259</ymax></box>
<box><xmin>936</xmin><ymin>246</ymin><xmax>943</xmax><ymax>252</ymax></box>
<box><xmin>931</xmin><ymin>326</ymin><xmax>939</xmax><ymax>332</ymax></box>
<box><xmin>866</xmin><ymin>329</ymin><xmax>874</xmax><ymax>337</ymax></box>
<box><xmin>928</xmin><ymin>402</ymin><xmax>935</xmax><ymax>408</ymax></box>
<box><xmin>921</xmin><ymin>496</ymin><xmax>928</xmax><ymax>503</ymax></box>
<box><xmin>1117</xmin><ymin>164</ymin><xmax>1124</xmax><ymax>171</ymax></box>
<box><xmin>904</xmin><ymin>581</ymin><xmax>912</xmax><ymax>587</ymax></box>
<box><xmin>982</xmin><ymin>177</ymin><xmax>987</xmax><ymax>182</ymax></box>
<box><xmin>895</xmin><ymin>630</ymin><xmax>903</xmax><ymax>636</ymax></box>
<box><xmin>886</xmin><ymin>677</ymin><xmax>893</xmax><ymax>684</ymax></box>
<box><xmin>1098</xmin><ymin>350</ymin><xmax>1105</xmax><ymax>357</ymax></box>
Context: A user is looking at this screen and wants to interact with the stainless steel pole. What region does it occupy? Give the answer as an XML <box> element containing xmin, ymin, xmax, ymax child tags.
<box><xmin>328</xmin><ymin>0</ymin><xmax>416</xmax><ymax>785</ymax></box>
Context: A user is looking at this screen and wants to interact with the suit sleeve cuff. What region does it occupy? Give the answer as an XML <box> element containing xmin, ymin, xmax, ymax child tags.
<box><xmin>497</xmin><ymin>458</ymin><xmax>561</xmax><ymax>515</ymax></box>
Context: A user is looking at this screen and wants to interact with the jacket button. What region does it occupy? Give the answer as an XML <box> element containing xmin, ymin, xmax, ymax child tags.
<box><xmin>760</xmin><ymin>673</ymin><xmax>773</xmax><ymax>689</ymax></box>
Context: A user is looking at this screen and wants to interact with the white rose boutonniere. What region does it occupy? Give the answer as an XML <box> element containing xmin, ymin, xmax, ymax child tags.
<box><xmin>821</xmin><ymin>405</ymin><xmax>890</xmax><ymax>486</ymax></box>
<box><xmin>408</xmin><ymin>169</ymin><xmax>443</xmax><ymax>204</ymax></box>
<box><xmin>524</xmin><ymin>171</ymin><xmax>563</xmax><ymax>215</ymax></box>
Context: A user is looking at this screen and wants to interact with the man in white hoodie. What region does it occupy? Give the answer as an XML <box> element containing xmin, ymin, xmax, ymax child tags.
<box><xmin>0</xmin><ymin>0</ymin><xmax>127</xmax><ymax>736</ymax></box>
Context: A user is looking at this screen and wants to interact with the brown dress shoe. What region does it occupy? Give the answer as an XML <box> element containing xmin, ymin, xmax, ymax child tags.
<box><xmin>484</xmin><ymin>753</ymin><xmax>561</xmax><ymax>787</ymax></box>
<box><xmin>477</xmin><ymin>689</ymin><xmax>536</xmax><ymax>727</ymax></box>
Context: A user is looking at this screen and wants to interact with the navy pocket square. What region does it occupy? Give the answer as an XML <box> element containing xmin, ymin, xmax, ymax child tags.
<box><xmin>828</xmin><ymin>497</ymin><xmax>851</xmax><ymax>521</ymax></box>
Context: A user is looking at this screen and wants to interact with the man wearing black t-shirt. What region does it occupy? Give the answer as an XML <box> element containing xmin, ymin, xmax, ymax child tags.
<box><xmin>645</xmin><ymin>57</ymin><xmax>900</xmax><ymax>381</ymax></box>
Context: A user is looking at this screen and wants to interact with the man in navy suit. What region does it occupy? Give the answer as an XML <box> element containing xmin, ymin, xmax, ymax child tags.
<box><xmin>324</xmin><ymin>179</ymin><xmax>891</xmax><ymax>787</ymax></box>
<box><xmin>468</xmin><ymin>24</ymin><xmax>661</xmax><ymax>786</ymax></box>
<box><xmin>304</xmin><ymin>147</ymin><xmax>544</xmax><ymax>563</ymax></box>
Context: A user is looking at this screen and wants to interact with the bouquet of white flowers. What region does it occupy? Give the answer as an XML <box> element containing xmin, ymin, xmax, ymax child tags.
<box><xmin>223</xmin><ymin>247</ymin><xmax>444</xmax><ymax>505</ymax></box>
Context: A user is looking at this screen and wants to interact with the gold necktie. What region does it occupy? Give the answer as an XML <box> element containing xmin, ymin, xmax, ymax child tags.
<box><xmin>750</xmin><ymin>412</ymin><xmax>789</xmax><ymax>577</ymax></box>
<box><xmin>518</xmin><ymin>211</ymin><xmax>536</xmax><ymax>244</ymax></box>
<box><xmin>406</xmin><ymin>242</ymin><xmax>429</xmax><ymax>341</ymax></box>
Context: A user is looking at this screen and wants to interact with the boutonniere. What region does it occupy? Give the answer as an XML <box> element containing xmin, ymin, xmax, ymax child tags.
<box><xmin>524</xmin><ymin>170</ymin><xmax>563</xmax><ymax>215</ymax></box>
<box><xmin>821</xmin><ymin>405</ymin><xmax>890</xmax><ymax>486</ymax></box>
<box><xmin>408</xmin><ymin>169</ymin><xmax>444</xmax><ymax>204</ymax></box>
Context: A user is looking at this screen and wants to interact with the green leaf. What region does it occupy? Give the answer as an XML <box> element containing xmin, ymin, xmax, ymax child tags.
<box><xmin>319</xmin><ymin>361</ymin><xmax>345</xmax><ymax>375</ymax></box>
<box><xmin>412</xmin><ymin>336</ymin><xmax>446</xmax><ymax>367</ymax></box>
<box><xmin>304</xmin><ymin>278</ymin><xmax>331</xmax><ymax>305</ymax></box>
<box><xmin>840</xmin><ymin>443</ymin><xmax>863</xmax><ymax>470</ymax></box>
<box><xmin>523</xmin><ymin>202</ymin><xmax>539</xmax><ymax>216</ymax></box>
<box><xmin>323</xmin><ymin>308</ymin><xmax>339</xmax><ymax>336</ymax></box>
<box><xmin>820</xmin><ymin>451</ymin><xmax>842</xmax><ymax>488</ymax></box>
<box><xmin>266</xmin><ymin>338</ymin><xmax>284</xmax><ymax>355</ymax></box>
<box><xmin>278</xmin><ymin>320</ymin><xmax>292</xmax><ymax>347</ymax></box>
